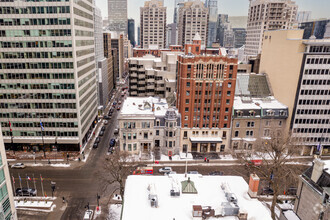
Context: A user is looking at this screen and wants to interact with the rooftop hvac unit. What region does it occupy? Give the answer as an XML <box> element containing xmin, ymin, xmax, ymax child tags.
<box><xmin>220</xmin><ymin>202</ymin><xmax>240</xmax><ymax>216</ymax></box>
<box><xmin>149</xmin><ymin>195</ymin><xmax>158</xmax><ymax>208</ymax></box>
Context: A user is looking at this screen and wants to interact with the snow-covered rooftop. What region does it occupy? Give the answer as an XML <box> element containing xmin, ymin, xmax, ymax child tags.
<box><xmin>234</xmin><ymin>96</ymin><xmax>287</xmax><ymax>110</ymax></box>
<box><xmin>324</xmin><ymin>160</ymin><xmax>330</xmax><ymax>175</ymax></box>
<box><xmin>122</xmin><ymin>175</ymin><xmax>271</xmax><ymax>220</ymax></box>
<box><xmin>120</xmin><ymin>97</ymin><xmax>173</xmax><ymax>117</ymax></box>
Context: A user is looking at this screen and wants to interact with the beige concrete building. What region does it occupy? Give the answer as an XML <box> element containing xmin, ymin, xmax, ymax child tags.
<box><xmin>140</xmin><ymin>0</ymin><xmax>167</xmax><ymax>49</ymax></box>
<box><xmin>245</xmin><ymin>0</ymin><xmax>298</xmax><ymax>56</ymax></box>
<box><xmin>178</xmin><ymin>0</ymin><xmax>209</xmax><ymax>47</ymax></box>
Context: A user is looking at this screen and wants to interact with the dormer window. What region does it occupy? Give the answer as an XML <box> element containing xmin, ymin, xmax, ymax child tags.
<box><xmin>266</xmin><ymin>110</ymin><xmax>275</xmax><ymax>116</ymax></box>
<box><xmin>280</xmin><ymin>110</ymin><xmax>286</xmax><ymax>116</ymax></box>
<box><xmin>249</xmin><ymin>110</ymin><xmax>255</xmax><ymax>117</ymax></box>
<box><xmin>237</xmin><ymin>110</ymin><xmax>243</xmax><ymax>117</ymax></box>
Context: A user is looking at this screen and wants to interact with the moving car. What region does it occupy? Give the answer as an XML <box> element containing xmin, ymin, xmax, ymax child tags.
<box><xmin>83</xmin><ymin>209</ymin><xmax>93</xmax><ymax>220</ymax></box>
<box><xmin>16</xmin><ymin>188</ymin><xmax>37</xmax><ymax>196</ymax></box>
<box><xmin>99</xmin><ymin>131</ymin><xmax>104</xmax><ymax>136</ymax></box>
<box><xmin>11</xmin><ymin>163</ymin><xmax>26</xmax><ymax>169</ymax></box>
<box><xmin>159</xmin><ymin>167</ymin><xmax>172</xmax><ymax>173</ymax></box>
<box><xmin>109</xmin><ymin>138</ymin><xmax>116</xmax><ymax>147</ymax></box>
<box><xmin>187</xmin><ymin>171</ymin><xmax>199</xmax><ymax>174</ymax></box>
<box><xmin>261</xmin><ymin>187</ymin><xmax>274</xmax><ymax>195</ymax></box>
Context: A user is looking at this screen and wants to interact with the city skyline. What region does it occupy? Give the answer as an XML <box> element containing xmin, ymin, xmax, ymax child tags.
<box><xmin>97</xmin><ymin>0</ymin><xmax>330</xmax><ymax>25</ymax></box>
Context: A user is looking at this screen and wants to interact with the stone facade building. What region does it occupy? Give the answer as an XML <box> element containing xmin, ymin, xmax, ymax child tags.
<box><xmin>118</xmin><ymin>97</ymin><xmax>181</xmax><ymax>159</ymax></box>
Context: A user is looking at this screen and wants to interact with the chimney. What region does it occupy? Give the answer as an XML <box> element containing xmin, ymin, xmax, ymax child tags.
<box><xmin>152</xmin><ymin>103</ymin><xmax>155</xmax><ymax>112</ymax></box>
<box><xmin>311</xmin><ymin>159</ymin><xmax>325</xmax><ymax>183</ymax></box>
<box><xmin>248</xmin><ymin>173</ymin><xmax>259</xmax><ymax>198</ymax></box>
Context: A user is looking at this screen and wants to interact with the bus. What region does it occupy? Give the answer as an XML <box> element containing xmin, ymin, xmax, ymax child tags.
<box><xmin>133</xmin><ymin>167</ymin><xmax>154</xmax><ymax>175</ymax></box>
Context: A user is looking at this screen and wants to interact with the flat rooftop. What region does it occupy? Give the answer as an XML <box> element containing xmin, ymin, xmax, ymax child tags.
<box><xmin>122</xmin><ymin>174</ymin><xmax>271</xmax><ymax>220</ymax></box>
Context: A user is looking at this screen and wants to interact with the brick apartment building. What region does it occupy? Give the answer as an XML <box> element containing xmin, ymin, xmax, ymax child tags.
<box><xmin>176</xmin><ymin>35</ymin><xmax>238</xmax><ymax>153</ymax></box>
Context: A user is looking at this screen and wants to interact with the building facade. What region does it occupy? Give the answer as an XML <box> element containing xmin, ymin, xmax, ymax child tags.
<box><xmin>0</xmin><ymin>0</ymin><xmax>97</xmax><ymax>151</ymax></box>
<box><xmin>177</xmin><ymin>37</ymin><xmax>237</xmax><ymax>153</ymax></box>
<box><xmin>260</xmin><ymin>29</ymin><xmax>330</xmax><ymax>155</ymax></box>
<box><xmin>166</xmin><ymin>23</ymin><xmax>178</xmax><ymax>47</ymax></box>
<box><xmin>299</xmin><ymin>19</ymin><xmax>330</xmax><ymax>40</ymax></box>
<box><xmin>118</xmin><ymin>97</ymin><xmax>181</xmax><ymax>159</ymax></box>
<box><xmin>110</xmin><ymin>32</ymin><xmax>124</xmax><ymax>80</ymax></box>
<box><xmin>178</xmin><ymin>0</ymin><xmax>209</xmax><ymax>47</ymax></box>
<box><xmin>108</xmin><ymin>0</ymin><xmax>128</xmax><ymax>34</ymax></box>
<box><xmin>140</xmin><ymin>0</ymin><xmax>167</xmax><ymax>49</ymax></box>
<box><xmin>233</xmin><ymin>28</ymin><xmax>247</xmax><ymax>48</ymax></box>
<box><xmin>0</xmin><ymin>127</ymin><xmax>17</xmax><ymax>220</ymax></box>
<box><xmin>205</xmin><ymin>0</ymin><xmax>218</xmax><ymax>47</ymax></box>
<box><xmin>128</xmin><ymin>51</ymin><xmax>183</xmax><ymax>98</ymax></box>
<box><xmin>297</xmin><ymin>11</ymin><xmax>312</xmax><ymax>23</ymax></box>
<box><xmin>127</xmin><ymin>19</ymin><xmax>135</xmax><ymax>47</ymax></box>
<box><xmin>216</xmin><ymin>14</ymin><xmax>229</xmax><ymax>47</ymax></box>
<box><xmin>103</xmin><ymin>32</ymin><xmax>115</xmax><ymax>94</ymax></box>
<box><xmin>245</xmin><ymin>0</ymin><xmax>298</xmax><ymax>56</ymax></box>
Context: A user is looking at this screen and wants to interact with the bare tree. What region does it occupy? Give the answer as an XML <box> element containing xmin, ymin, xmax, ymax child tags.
<box><xmin>241</xmin><ymin>129</ymin><xmax>302</xmax><ymax>220</ymax></box>
<box><xmin>98</xmin><ymin>150</ymin><xmax>138</xmax><ymax>202</ymax></box>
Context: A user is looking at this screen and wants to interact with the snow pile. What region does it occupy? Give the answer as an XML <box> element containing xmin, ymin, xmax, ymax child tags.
<box><xmin>108</xmin><ymin>204</ymin><xmax>122</xmax><ymax>220</ymax></box>
<box><xmin>122</xmin><ymin>175</ymin><xmax>272</xmax><ymax>220</ymax></box>
<box><xmin>50</xmin><ymin>163</ymin><xmax>70</xmax><ymax>168</ymax></box>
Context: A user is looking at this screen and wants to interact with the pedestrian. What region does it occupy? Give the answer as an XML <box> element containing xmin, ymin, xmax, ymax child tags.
<box><xmin>204</xmin><ymin>157</ymin><xmax>207</xmax><ymax>162</ymax></box>
<box><xmin>62</xmin><ymin>197</ymin><xmax>65</xmax><ymax>203</ymax></box>
<box><xmin>207</xmin><ymin>159</ymin><xmax>210</xmax><ymax>163</ymax></box>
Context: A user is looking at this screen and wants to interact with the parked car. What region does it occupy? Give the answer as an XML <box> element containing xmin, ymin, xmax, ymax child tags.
<box><xmin>187</xmin><ymin>171</ymin><xmax>199</xmax><ymax>174</ymax></box>
<box><xmin>104</xmin><ymin>115</ymin><xmax>110</xmax><ymax>120</ymax></box>
<box><xmin>164</xmin><ymin>171</ymin><xmax>177</xmax><ymax>175</ymax></box>
<box><xmin>99</xmin><ymin>131</ymin><xmax>104</xmax><ymax>136</ymax></box>
<box><xmin>93</xmin><ymin>142</ymin><xmax>98</xmax><ymax>148</ymax></box>
<box><xmin>261</xmin><ymin>187</ymin><xmax>274</xmax><ymax>195</ymax></box>
<box><xmin>95</xmin><ymin>137</ymin><xmax>100</xmax><ymax>143</ymax></box>
<box><xmin>209</xmin><ymin>171</ymin><xmax>224</xmax><ymax>176</ymax></box>
<box><xmin>109</xmin><ymin>138</ymin><xmax>116</xmax><ymax>147</ymax></box>
<box><xmin>101</xmin><ymin>126</ymin><xmax>106</xmax><ymax>131</ymax></box>
<box><xmin>108</xmin><ymin>146</ymin><xmax>114</xmax><ymax>154</ymax></box>
<box><xmin>11</xmin><ymin>163</ymin><xmax>26</xmax><ymax>169</ymax></box>
<box><xmin>108</xmin><ymin>112</ymin><xmax>112</xmax><ymax>116</ymax></box>
<box><xmin>117</xmin><ymin>106</ymin><xmax>121</xmax><ymax>110</ymax></box>
<box><xmin>113</xmin><ymin>102</ymin><xmax>117</xmax><ymax>107</ymax></box>
<box><xmin>109</xmin><ymin>108</ymin><xmax>114</xmax><ymax>113</ymax></box>
<box><xmin>118</xmin><ymin>101</ymin><xmax>122</xmax><ymax>105</ymax></box>
<box><xmin>159</xmin><ymin>167</ymin><xmax>172</xmax><ymax>173</ymax></box>
<box><xmin>114</xmin><ymin>128</ymin><xmax>119</xmax><ymax>135</ymax></box>
<box><xmin>104</xmin><ymin>120</ymin><xmax>108</xmax><ymax>125</ymax></box>
<box><xmin>83</xmin><ymin>209</ymin><xmax>93</xmax><ymax>220</ymax></box>
<box><xmin>287</xmin><ymin>187</ymin><xmax>297</xmax><ymax>195</ymax></box>
<box><xmin>121</xmin><ymin>92</ymin><xmax>125</xmax><ymax>97</ymax></box>
<box><xmin>16</xmin><ymin>188</ymin><xmax>37</xmax><ymax>196</ymax></box>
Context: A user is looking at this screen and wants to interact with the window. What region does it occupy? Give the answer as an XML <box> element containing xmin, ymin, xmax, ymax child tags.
<box><xmin>234</xmin><ymin>131</ymin><xmax>239</xmax><ymax>137</ymax></box>
<box><xmin>265</xmin><ymin>121</ymin><xmax>270</xmax><ymax>126</ymax></box>
<box><xmin>186</xmin><ymin>91</ymin><xmax>190</xmax><ymax>96</ymax></box>
<box><xmin>128</xmin><ymin>133</ymin><xmax>131</xmax><ymax>140</ymax></box>
<box><xmin>247</xmin><ymin>121</ymin><xmax>255</xmax><ymax>127</ymax></box>
<box><xmin>128</xmin><ymin>144</ymin><xmax>132</xmax><ymax>151</ymax></box>
<box><xmin>236</xmin><ymin>122</ymin><xmax>240</xmax><ymax>127</ymax></box>
<box><xmin>133</xmin><ymin>133</ymin><xmax>137</xmax><ymax>139</ymax></box>
<box><xmin>185</xmin><ymin>107</ymin><xmax>189</xmax><ymax>112</ymax></box>
<box><xmin>220</xmin><ymin>145</ymin><xmax>225</xmax><ymax>152</ymax></box>
<box><xmin>246</xmin><ymin>130</ymin><xmax>253</xmax><ymax>137</ymax></box>
<box><xmin>133</xmin><ymin>143</ymin><xmax>137</xmax><ymax>151</ymax></box>
<box><xmin>156</xmin><ymin>130</ymin><xmax>159</xmax><ymax>136</ymax></box>
<box><xmin>264</xmin><ymin>129</ymin><xmax>270</xmax><ymax>136</ymax></box>
<box><xmin>185</xmin><ymin>99</ymin><xmax>189</xmax><ymax>104</ymax></box>
<box><xmin>186</xmin><ymin>82</ymin><xmax>190</xmax><ymax>87</ymax></box>
<box><xmin>222</xmin><ymin>131</ymin><xmax>227</xmax><ymax>138</ymax></box>
<box><xmin>226</xmin><ymin>99</ymin><xmax>230</xmax><ymax>105</ymax></box>
<box><xmin>184</xmin><ymin>131</ymin><xmax>188</xmax><ymax>138</ymax></box>
<box><xmin>144</xmin><ymin>132</ymin><xmax>148</xmax><ymax>139</ymax></box>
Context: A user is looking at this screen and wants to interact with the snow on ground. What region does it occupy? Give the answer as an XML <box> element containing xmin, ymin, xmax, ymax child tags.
<box><xmin>50</xmin><ymin>163</ymin><xmax>70</xmax><ymax>168</ymax></box>
<box><xmin>15</xmin><ymin>200</ymin><xmax>53</xmax><ymax>209</ymax></box>
<box><xmin>149</xmin><ymin>162</ymin><xmax>238</xmax><ymax>167</ymax></box>
<box><xmin>108</xmin><ymin>204</ymin><xmax>122</xmax><ymax>220</ymax></box>
<box><xmin>122</xmin><ymin>175</ymin><xmax>272</xmax><ymax>220</ymax></box>
<box><xmin>16</xmin><ymin>204</ymin><xmax>56</xmax><ymax>213</ymax></box>
<box><xmin>219</xmin><ymin>154</ymin><xmax>235</xmax><ymax>160</ymax></box>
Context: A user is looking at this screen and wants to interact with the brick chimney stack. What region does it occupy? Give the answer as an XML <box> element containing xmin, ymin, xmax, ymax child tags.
<box><xmin>248</xmin><ymin>173</ymin><xmax>260</xmax><ymax>198</ymax></box>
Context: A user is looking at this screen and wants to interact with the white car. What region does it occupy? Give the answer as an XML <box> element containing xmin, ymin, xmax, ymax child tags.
<box><xmin>11</xmin><ymin>163</ymin><xmax>26</xmax><ymax>169</ymax></box>
<box><xmin>104</xmin><ymin>120</ymin><xmax>109</xmax><ymax>125</ymax></box>
<box><xmin>83</xmin><ymin>210</ymin><xmax>93</xmax><ymax>220</ymax></box>
<box><xmin>159</xmin><ymin>167</ymin><xmax>172</xmax><ymax>173</ymax></box>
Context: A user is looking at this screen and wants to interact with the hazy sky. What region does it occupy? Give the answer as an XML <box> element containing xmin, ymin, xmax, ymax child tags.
<box><xmin>96</xmin><ymin>0</ymin><xmax>330</xmax><ymax>25</ymax></box>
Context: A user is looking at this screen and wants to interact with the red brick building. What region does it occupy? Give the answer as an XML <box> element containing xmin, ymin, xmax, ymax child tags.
<box><xmin>133</xmin><ymin>45</ymin><xmax>183</xmax><ymax>57</ymax></box>
<box><xmin>177</xmin><ymin>37</ymin><xmax>238</xmax><ymax>153</ymax></box>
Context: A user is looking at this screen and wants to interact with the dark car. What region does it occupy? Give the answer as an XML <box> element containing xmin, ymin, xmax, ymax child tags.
<box><xmin>261</xmin><ymin>187</ymin><xmax>274</xmax><ymax>195</ymax></box>
<box><xmin>187</xmin><ymin>171</ymin><xmax>199</xmax><ymax>174</ymax></box>
<box><xmin>93</xmin><ymin>142</ymin><xmax>98</xmax><ymax>148</ymax></box>
<box><xmin>287</xmin><ymin>187</ymin><xmax>297</xmax><ymax>195</ymax></box>
<box><xmin>99</xmin><ymin>131</ymin><xmax>104</xmax><ymax>136</ymax></box>
<box><xmin>209</xmin><ymin>171</ymin><xmax>224</xmax><ymax>176</ymax></box>
<box><xmin>104</xmin><ymin>115</ymin><xmax>110</xmax><ymax>120</ymax></box>
<box><xmin>101</xmin><ymin>126</ymin><xmax>106</xmax><ymax>131</ymax></box>
<box><xmin>109</xmin><ymin>138</ymin><xmax>116</xmax><ymax>147</ymax></box>
<box><xmin>117</xmin><ymin>106</ymin><xmax>121</xmax><ymax>110</ymax></box>
<box><xmin>113</xmin><ymin>102</ymin><xmax>117</xmax><ymax>107</ymax></box>
<box><xmin>16</xmin><ymin>188</ymin><xmax>37</xmax><ymax>196</ymax></box>
<box><xmin>95</xmin><ymin>137</ymin><xmax>100</xmax><ymax>143</ymax></box>
<box><xmin>108</xmin><ymin>112</ymin><xmax>113</xmax><ymax>116</ymax></box>
<box><xmin>109</xmin><ymin>108</ymin><xmax>114</xmax><ymax>113</ymax></box>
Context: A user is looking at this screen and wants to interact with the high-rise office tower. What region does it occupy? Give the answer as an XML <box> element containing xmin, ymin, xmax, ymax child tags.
<box><xmin>297</xmin><ymin>11</ymin><xmax>312</xmax><ymax>23</ymax></box>
<box><xmin>177</xmin><ymin>36</ymin><xmax>237</xmax><ymax>153</ymax></box>
<box><xmin>128</xmin><ymin>19</ymin><xmax>135</xmax><ymax>47</ymax></box>
<box><xmin>0</xmin><ymin>0</ymin><xmax>97</xmax><ymax>151</ymax></box>
<box><xmin>103</xmin><ymin>32</ymin><xmax>115</xmax><ymax>98</ymax></box>
<box><xmin>178</xmin><ymin>0</ymin><xmax>209</xmax><ymax>47</ymax></box>
<box><xmin>173</xmin><ymin>0</ymin><xmax>185</xmax><ymax>24</ymax></box>
<box><xmin>140</xmin><ymin>0</ymin><xmax>167</xmax><ymax>49</ymax></box>
<box><xmin>216</xmin><ymin>14</ymin><xmax>229</xmax><ymax>46</ymax></box>
<box><xmin>299</xmin><ymin>19</ymin><xmax>330</xmax><ymax>40</ymax></box>
<box><xmin>245</xmin><ymin>0</ymin><xmax>298</xmax><ymax>56</ymax></box>
<box><xmin>0</xmin><ymin>126</ymin><xmax>17</xmax><ymax>220</ymax></box>
<box><xmin>260</xmin><ymin>29</ymin><xmax>330</xmax><ymax>155</ymax></box>
<box><xmin>108</xmin><ymin>0</ymin><xmax>128</xmax><ymax>34</ymax></box>
<box><xmin>205</xmin><ymin>0</ymin><xmax>218</xmax><ymax>47</ymax></box>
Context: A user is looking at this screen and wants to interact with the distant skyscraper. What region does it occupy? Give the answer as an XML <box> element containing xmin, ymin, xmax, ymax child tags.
<box><xmin>173</xmin><ymin>0</ymin><xmax>185</xmax><ymax>24</ymax></box>
<box><xmin>167</xmin><ymin>23</ymin><xmax>178</xmax><ymax>47</ymax></box>
<box><xmin>297</xmin><ymin>11</ymin><xmax>312</xmax><ymax>23</ymax></box>
<box><xmin>108</xmin><ymin>0</ymin><xmax>128</xmax><ymax>34</ymax></box>
<box><xmin>299</xmin><ymin>19</ymin><xmax>330</xmax><ymax>39</ymax></box>
<box><xmin>233</xmin><ymin>28</ymin><xmax>247</xmax><ymax>48</ymax></box>
<box><xmin>245</xmin><ymin>0</ymin><xmax>298</xmax><ymax>56</ymax></box>
<box><xmin>0</xmin><ymin>0</ymin><xmax>97</xmax><ymax>151</ymax></box>
<box><xmin>178</xmin><ymin>0</ymin><xmax>209</xmax><ymax>47</ymax></box>
<box><xmin>205</xmin><ymin>0</ymin><xmax>218</xmax><ymax>47</ymax></box>
<box><xmin>137</xmin><ymin>26</ymin><xmax>141</xmax><ymax>46</ymax></box>
<box><xmin>216</xmin><ymin>14</ymin><xmax>229</xmax><ymax>46</ymax></box>
<box><xmin>128</xmin><ymin>19</ymin><xmax>136</xmax><ymax>47</ymax></box>
<box><xmin>140</xmin><ymin>0</ymin><xmax>167</xmax><ymax>49</ymax></box>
